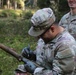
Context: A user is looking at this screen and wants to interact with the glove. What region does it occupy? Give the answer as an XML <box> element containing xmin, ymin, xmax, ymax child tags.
<box><xmin>24</xmin><ymin>61</ymin><xmax>44</xmax><ymax>74</ymax></box>
<box><xmin>24</xmin><ymin>61</ymin><xmax>37</xmax><ymax>73</ymax></box>
<box><xmin>21</xmin><ymin>46</ymin><xmax>36</xmax><ymax>61</ymax></box>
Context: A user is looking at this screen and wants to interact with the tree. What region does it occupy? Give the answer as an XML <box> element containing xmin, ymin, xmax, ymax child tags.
<box><xmin>59</xmin><ymin>0</ymin><xmax>69</xmax><ymax>13</ymax></box>
<box><xmin>7</xmin><ymin>0</ymin><xmax>10</xmax><ymax>9</ymax></box>
<box><xmin>0</xmin><ymin>0</ymin><xmax>1</xmax><ymax>8</ymax></box>
<box><xmin>37</xmin><ymin>0</ymin><xmax>50</xmax><ymax>8</ymax></box>
<box><xmin>49</xmin><ymin>0</ymin><xmax>60</xmax><ymax>21</ymax></box>
<box><xmin>33</xmin><ymin>0</ymin><xmax>37</xmax><ymax>7</ymax></box>
<box><xmin>12</xmin><ymin>0</ymin><xmax>25</xmax><ymax>10</ymax></box>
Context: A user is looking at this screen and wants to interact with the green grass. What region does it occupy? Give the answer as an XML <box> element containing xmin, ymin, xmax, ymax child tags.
<box><xmin>0</xmin><ymin>17</ymin><xmax>37</xmax><ymax>75</ymax></box>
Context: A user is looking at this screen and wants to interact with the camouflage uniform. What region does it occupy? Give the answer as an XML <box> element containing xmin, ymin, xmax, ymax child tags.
<box><xmin>35</xmin><ymin>30</ymin><xmax>76</xmax><ymax>75</ymax></box>
<box><xmin>59</xmin><ymin>12</ymin><xmax>76</xmax><ymax>40</ymax></box>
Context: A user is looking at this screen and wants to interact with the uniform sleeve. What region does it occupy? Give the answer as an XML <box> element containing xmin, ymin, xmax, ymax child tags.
<box><xmin>34</xmin><ymin>41</ymin><xmax>75</xmax><ymax>75</ymax></box>
<box><xmin>53</xmin><ymin>42</ymin><xmax>75</xmax><ymax>74</ymax></box>
<box><xmin>59</xmin><ymin>15</ymin><xmax>67</xmax><ymax>27</ymax></box>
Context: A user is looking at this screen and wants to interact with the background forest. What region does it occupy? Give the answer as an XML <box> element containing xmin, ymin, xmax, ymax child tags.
<box><xmin>0</xmin><ymin>0</ymin><xmax>70</xmax><ymax>75</ymax></box>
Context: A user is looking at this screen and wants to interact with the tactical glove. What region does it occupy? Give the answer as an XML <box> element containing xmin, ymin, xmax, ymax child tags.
<box><xmin>24</xmin><ymin>63</ymin><xmax>36</xmax><ymax>73</ymax></box>
<box><xmin>21</xmin><ymin>46</ymin><xmax>36</xmax><ymax>61</ymax></box>
<box><xmin>24</xmin><ymin>61</ymin><xmax>44</xmax><ymax>74</ymax></box>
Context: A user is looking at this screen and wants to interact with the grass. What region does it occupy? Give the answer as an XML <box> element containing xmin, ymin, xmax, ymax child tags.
<box><xmin>0</xmin><ymin>17</ymin><xmax>37</xmax><ymax>75</ymax></box>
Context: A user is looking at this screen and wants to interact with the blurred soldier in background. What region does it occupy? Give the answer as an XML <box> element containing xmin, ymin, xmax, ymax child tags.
<box><xmin>59</xmin><ymin>0</ymin><xmax>76</xmax><ymax>40</ymax></box>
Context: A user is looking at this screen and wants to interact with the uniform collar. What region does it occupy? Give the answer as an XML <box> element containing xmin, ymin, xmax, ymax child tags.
<box><xmin>66</xmin><ymin>12</ymin><xmax>76</xmax><ymax>21</ymax></box>
<box><xmin>48</xmin><ymin>30</ymin><xmax>66</xmax><ymax>44</ymax></box>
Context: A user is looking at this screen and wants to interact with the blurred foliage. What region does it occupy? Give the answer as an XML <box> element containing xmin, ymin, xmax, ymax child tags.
<box><xmin>58</xmin><ymin>0</ymin><xmax>70</xmax><ymax>20</ymax></box>
<box><xmin>18</xmin><ymin>0</ymin><xmax>25</xmax><ymax>9</ymax></box>
<box><xmin>0</xmin><ymin>9</ymin><xmax>35</xmax><ymax>19</ymax></box>
<box><xmin>23</xmin><ymin>10</ymin><xmax>33</xmax><ymax>19</ymax></box>
<box><xmin>37</xmin><ymin>0</ymin><xmax>50</xmax><ymax>8</ymax></box>
<box><xmin>59</xmin><ymin>0</ymin><xmax>69</xmax><ymax>13</ymax></box>
<box><xmin>0</xmin><ymin>9</ymin><xmax>23</xmax><ymax>18</ymax></box>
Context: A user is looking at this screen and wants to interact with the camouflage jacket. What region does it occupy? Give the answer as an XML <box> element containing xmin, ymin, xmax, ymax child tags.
<box><xmin>59</xmin><ymin>12</ymin><xmax>76</xmax><ymax>40</ymax></box>
<box><xmin>35</xmin><ymin>30</ymin><xmax>76</xmax><ymax>75</ymax></box>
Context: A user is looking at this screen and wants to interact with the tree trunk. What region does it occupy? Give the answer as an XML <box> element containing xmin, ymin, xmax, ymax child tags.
<box><xmin>14</xmin><ymin>1</ymin><xmax>17</xmax><ymax>9</ymax></box>
<box><xmin>0</xmin><ymin>0</ymin><xmax>1</xmax><ymax>8</ymax></box>
<box><xmin>50</xmin><ymin>0</ymin><xmax>59</xmax><ymax>18</ymax></box>
<box><xmin>2</xmin><ymin>0</ymin><xmax>3</xmax><ymax>8</ymax></box>
<box><xmin>33</xmin><ymin>0</ymin><xmax>37</xmax><ymax>7</ymax></box>
<box><xmin>7</xmin><ymin>0</ymin><xmax>10</xmax><ymax>9</ymax></box>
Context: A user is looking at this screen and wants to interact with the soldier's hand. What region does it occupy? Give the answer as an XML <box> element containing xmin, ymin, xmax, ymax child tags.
<box><xmin>24</xmin><ymin>62</ymin><xmax>37</xmax><ymax>73</ymax></box>
<box><xmin>21</xmin><ymin>46</ymin><xmax>36</xmax><ymax>61</ymax></box>
<box><xmin>24</xmin><ymin>62</ymin><xmax>44</xmax><ymax>74</ymax></box>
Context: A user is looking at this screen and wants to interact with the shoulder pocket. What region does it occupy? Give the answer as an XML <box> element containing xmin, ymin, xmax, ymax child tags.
<box><xmin>56</xmin><ymin>49</ymin><xmax>74</xmax><ymax>59</ymax></box>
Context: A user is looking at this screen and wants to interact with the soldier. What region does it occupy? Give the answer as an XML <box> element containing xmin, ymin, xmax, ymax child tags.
<box><xmin>14</xmin><ymin>64</ymin><xmax>30</xmax><ymax>75</ymax></box>
<box><xmin>22</xmin><ymin>8</ymin><xmax>76</xmax><ymax>75</ymax></box>
<box><xmin>59</xmin><ymin>0</ymin><xmax>76</xmax><ymax>40</ymax></box>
